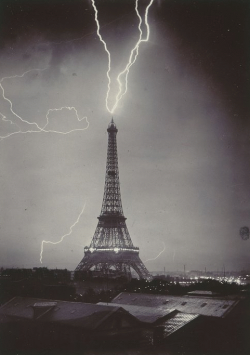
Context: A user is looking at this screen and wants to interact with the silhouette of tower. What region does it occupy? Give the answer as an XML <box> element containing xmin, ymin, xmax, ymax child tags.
<box><xmin>75</xmin><ymin>119</ymin><xmax>151</xmax><ymax>279</ymax></box>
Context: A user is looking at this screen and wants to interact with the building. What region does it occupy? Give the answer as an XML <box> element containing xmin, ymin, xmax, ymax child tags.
<box><xmin>0</xmin><ymin>296</ymin><xmax>142</xmax><ymax>352</ymax></box>
<box><xmin>75</xmin><ymin>119</ymin><xmax>150</xmax><ymax>280</ymax></box>
<box><xmin>98</xmin><ymin>301</ymin><xmax>200</xmax><ymax>345</ymax></box>
<box><xmin>111</xmin><ymin>292</ymin><xmax>239</xmax><ymax>317</ymax></box>
<box><xmin>108</xmin><ymin>292</ymin><xmax>250</xmax><ymax>353</ymax></box>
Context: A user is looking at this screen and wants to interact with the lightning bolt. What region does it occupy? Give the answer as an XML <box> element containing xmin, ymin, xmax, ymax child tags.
<box><xmin>42</xmin><ymin>106</ymin><xmax>89</xmax><ymax>134</ymax></box>
<box><xmin>1</xmin><ymin>0</ymin><xmax>154</xmax><ymax>137</ymax></box>
<box><xmin>145</xmin><ymin>242</ymin><xmax>166</xmax><ymax>262</ymax></box>
<box><xmin>2</xmin><ymin>1</ymin><xmax>154</xmax><ymax>265</ymax></box>
<box><xmin>0</xmin><ymin>68</ymin><xmax>89</xmax><ymax>140</ymax></box>
<box><xmin>40</xmin><ymin>203</ymin><xmax>86</xmax><ymax>264</ymax></box>
<box><xmin>173</xmin><ymin>249</ymin><xmax>176</xmax><ymax>262</ymax></box>
<box><xmin>0</xmin><ymin>68</ymin><xmax>48</xmax><ymax>134</ymax></box>
<box><xmin>91</xmin><ymin>0</ymin><xmax>154</xmax><ymax>113</ymax></box>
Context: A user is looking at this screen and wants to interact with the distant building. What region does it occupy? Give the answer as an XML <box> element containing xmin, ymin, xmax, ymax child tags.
<box><xmin>0</xmin><ymin>296</ymin><xmax>141</xmax><ymax>352</ymax></box>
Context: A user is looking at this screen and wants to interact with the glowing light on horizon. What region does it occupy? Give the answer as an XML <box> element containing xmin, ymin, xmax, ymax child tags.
<box><xmin>91</xmin><ymin>0</ymin><xmax>154</xmax><ymax>114</ymax></box>
<box><xmin>145</xmin><ymin>242</ymin><xmax>166</xmax><ymax>262</ymax></box>
<box><xmin>40</xmin><ymin>203</ymin><xmax>86</xmax><ymax>264</ymax></box>
<box><xmin>84</xmin><ymin>247</ymin><xmax>139</xmax><ymax>253</ymax></box>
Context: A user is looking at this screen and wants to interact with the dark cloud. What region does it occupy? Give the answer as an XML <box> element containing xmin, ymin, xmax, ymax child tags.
<box><xmin>152</xmin><ymin>0</ymin><xmax>250</xmax><ymax>118</ymax></box>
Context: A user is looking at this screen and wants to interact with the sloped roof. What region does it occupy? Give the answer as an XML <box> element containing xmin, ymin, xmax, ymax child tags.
<box><xmin>111</xmin><ymin>293</ymin><xmax>239</xmax><ymax>318</ymax></box>
<box><xmin>98</xmin><ymin>302</ymin><xmax>199</xmax><ymax>337</ymax></box>
<box><xmin>98</xmin><ymin>302</ymin><xmax>176</xmax><ymax>323</ymax></box>
<box><xmin>0</xmin><ymin>297</ymin><xmax>130</xmax><ymax>330</ymax></box>
<box><xmin>162</xmin><ymin>312</ymin><xmax>199</xmax><ymax>336</ymax></box>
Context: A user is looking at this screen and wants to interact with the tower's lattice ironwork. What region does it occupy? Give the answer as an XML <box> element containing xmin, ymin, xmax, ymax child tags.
<box><xmin>75</xmin><ymin>119</ymin><xmax>151</xmax><ymax>279</ymax></box>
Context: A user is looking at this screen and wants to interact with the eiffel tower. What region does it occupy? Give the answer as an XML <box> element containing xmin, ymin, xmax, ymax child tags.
<box><xmin>75</xmin><ymin>119</ymin><xmax>151</xmax><ymax>280</ymax></box>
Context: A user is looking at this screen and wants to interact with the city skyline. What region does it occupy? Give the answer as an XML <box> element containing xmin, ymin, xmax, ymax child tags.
<box><xmin>0</xmin><ymin>0</ymin><xmax>249</xmax><ymax>272</ymax></box>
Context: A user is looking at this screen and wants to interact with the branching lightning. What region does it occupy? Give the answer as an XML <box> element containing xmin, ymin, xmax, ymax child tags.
<box><xmin>91</xmin><ymin>0</ymin><xmax>154</xmax><ymax>113</ymax></box>
<box><xmin>91</xmin><ymin>0</ymin><xmax>112</xmax><ymax>113</ymax></box>
<box><xmin>145</xmin><ymin>242</ymin><xmax>166</xmax><ymax>262</ymax></box>
<box><xmin>1</xmin><ymin>0</ymin><xmax>154</xmax><ymax>138</ymax></box>
<box><xmin>1</xmin><ymin>1</ymin><xmax>155</xmax><ymax>266</ymax></box>
<box><xmin>40</xmin><ymin>203</ymin><xmax>86</xmax><ymax>264</ymax></box>
<box><xmin>0</xmin><ymin>68</ymin><xmax>89</xmax><ymax>140</ymax></box>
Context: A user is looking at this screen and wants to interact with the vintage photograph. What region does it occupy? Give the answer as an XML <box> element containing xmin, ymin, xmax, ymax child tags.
<box><xmin>0</xmin><ymin>0</ymin><xmax>249</xmax><ymax>354</ymax></box>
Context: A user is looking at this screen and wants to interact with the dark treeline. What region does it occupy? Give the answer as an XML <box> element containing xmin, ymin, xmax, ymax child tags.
<box><xmin>1</xmin><ymin>267</ymin><xmax>249</xmax><ymax>306</ymax></box>
<box><xmin>0</xmin><ymin>267</ymin><xmax>73</xmax><ymax>305</ymax></box>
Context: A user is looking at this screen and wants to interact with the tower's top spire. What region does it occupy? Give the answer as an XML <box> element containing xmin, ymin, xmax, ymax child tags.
<box><xmin>107</xmin><ymin>117</ymin><xmax>118</xmax><ymax>132</ymax></box>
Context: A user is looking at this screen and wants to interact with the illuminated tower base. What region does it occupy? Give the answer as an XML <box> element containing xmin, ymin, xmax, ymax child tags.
<box><xmin>75</xmin><ymin>119</ymin><xmax>150</xmax><ymax>280</ymax></box>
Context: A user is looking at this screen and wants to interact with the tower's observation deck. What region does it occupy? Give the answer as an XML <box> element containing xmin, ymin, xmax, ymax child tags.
<box><xmin>75</xmin><ymin>119</ymin><xmax>151</xmax><ymax>279</ymax></box>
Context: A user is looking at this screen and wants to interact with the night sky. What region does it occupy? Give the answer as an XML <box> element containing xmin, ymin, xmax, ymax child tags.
<box><xmin>0</xmin><ymin>0</ymin><xmax>249</xmax><ymax>272</ymax></box>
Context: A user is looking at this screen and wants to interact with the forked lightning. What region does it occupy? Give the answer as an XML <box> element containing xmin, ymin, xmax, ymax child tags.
<box><xmin>0</xmin><ymin>0</ymin><xmax>155</xmax><ymax>263</ymax></box>
<box><xmin>91</xmin><ymin>0</ymin><xmax>154</xmax><ymax>113</ymax></box>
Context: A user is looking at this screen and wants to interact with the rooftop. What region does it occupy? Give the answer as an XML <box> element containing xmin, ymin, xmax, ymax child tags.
<box><xmin>111</xmin><ymin>292</ymin><xmax>239</xmax><ymax>318</ymax></box>
<box><xmin>187</xmin><ymin>290</ymin><xmax>219</xmax><ymax>296</ymax></box>
<box><xmin>162</xmin><ymin>312</ymin><xmax>199</xmax><ymax>336</ymax></box>
<box><xmin>98</xmin><ymin>302</ymin><xmax>176</xmax><ymax>324</ymax></box>
<box><xmin>0</xmin><ymin>297</ymin><xmax>131</xmax><ymax>330</ymax></box>
<box><xmin>98</xmin><ymin>302</ymin><xmax>199</xmax><ymax>336</ymax></box>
